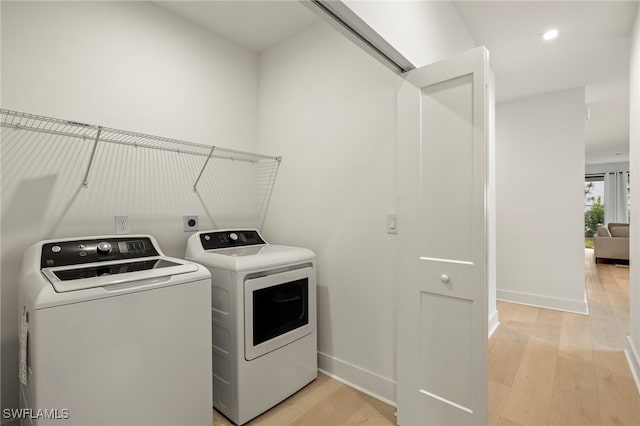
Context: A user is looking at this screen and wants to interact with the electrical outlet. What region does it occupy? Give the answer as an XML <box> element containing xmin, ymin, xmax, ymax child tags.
<box><xmin>183</xmin><ymin>215</ymin><xmax>199</xmax><ymax>232</ymax></box>
<box><xmin>115</xmin><ymin>215</ymin><xmax>129</xmax><ymax>235</ymax></box>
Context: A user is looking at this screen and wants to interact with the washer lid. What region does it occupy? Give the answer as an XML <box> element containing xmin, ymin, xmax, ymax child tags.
<box><xmin>42</xmin><ymin>257</ymin><xmax>199</xmax><ymax>293</ymax></box>
<box><xmin>201</xmin><ymin>244</ymin><xmax>315</xmax><ymax>271</ymax></box>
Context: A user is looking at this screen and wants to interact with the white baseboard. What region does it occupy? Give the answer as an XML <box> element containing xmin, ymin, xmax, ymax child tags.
<box><xmin>488</xmin><ymin>310</ymin><xmax>500</xmax><ymax>338</ymax></box>
<box><xmin>318</xmin><ymin>311</ymin><xmax>502</xmax><ymax>408</ymax></box>
<box><xmin>625</xmin><ymin>336</ymin><xmax>640</xmax><ymax>393</ymax></box>
<box><xmin>496</xmin><ymin>289</ymin><xmax>589</xmax><ymax>314</ymax></box>
<box><xmin>317</xmin><ymin>351</ymin><xmax>397</xmax><ymax>407</ymax></box>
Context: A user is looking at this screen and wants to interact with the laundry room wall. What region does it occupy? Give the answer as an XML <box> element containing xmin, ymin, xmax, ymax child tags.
<box><xmin>258</xmin><ymin>7</ymin><xmax>477</xmax><ymax>401</ymax></box>
<box><xmin>1</xmin><ymin>1</ymin><xmax>260</xmax><ymax>413</ymax></box>
<box><xmin>258</xmin><ymin>20</ymin><xmax>401</xmax><ymax>403</ymax></box>
<box><xmin>325</xmin><ymin>0</ymin><xmax>500</xmax><ymax>334</ymax></box>
<box><xmin>496</xmin><ymin>88</ymin><xmax>587</xmax><ymax>313</ymax></box>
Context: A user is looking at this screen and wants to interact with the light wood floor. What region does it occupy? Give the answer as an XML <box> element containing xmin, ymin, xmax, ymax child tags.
<box><xmin>489</xmin><ymin>250</ymin><xmax>640</xmax><ymax>426</ymax></box>
<box><xmin>213</xmin><ymin>249</ymin><xmax>639</xmax><ymax>425</ymax></box>
<box><xmin>212</xmin><ymin>373</ymin><xmax>397</xmax><ymax>425</ymax></box>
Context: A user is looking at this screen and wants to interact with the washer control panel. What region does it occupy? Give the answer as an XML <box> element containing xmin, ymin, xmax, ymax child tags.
<box><xmin>200</xmin><ymin>229</ymin><xmax>266</xmax><ymax>250</ymax></box>
<box><xmin>41</xmin><ymin>237</ymin><xmax>159</xmax><ymax>268</ymax></box>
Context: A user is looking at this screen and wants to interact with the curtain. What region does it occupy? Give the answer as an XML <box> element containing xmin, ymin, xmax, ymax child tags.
<box><xmin>604</xmin><ymin>171</ymin><xmax>629</xmax><ymax>224</ymax></box>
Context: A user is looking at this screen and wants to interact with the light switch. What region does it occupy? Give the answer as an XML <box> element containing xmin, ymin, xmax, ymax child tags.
<box><xmin>387</xmin><ymin>214</ymin><xmax>398</xmax><ymax>234</ymax></box>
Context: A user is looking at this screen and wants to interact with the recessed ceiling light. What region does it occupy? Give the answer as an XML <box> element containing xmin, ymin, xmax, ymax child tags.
<box><xmin>542</xmin><ymin>29</ymin><xmax>559</xmax><ymax>41</ymax></box>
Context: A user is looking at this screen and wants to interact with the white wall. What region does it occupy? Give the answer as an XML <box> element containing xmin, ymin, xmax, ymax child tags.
<box><xmin>258</xmin><ymin>21</ymin><xmax>402</xmax><ymax>403</ymax></box>
<box><xmin>496</xmin><ymin>88</ymin><xmax>587</xmax><ymax>314</ymax></box>
<box><xmin>2</xmin><ymin>2</ymin><xmax>259</xmax><ymax>151</ymax></box>
<box><xmin>325</xmin><ymin>0</ymin><xmax>502</xmax><ymax>336</ymax></box>
<box><xmin>627</xmin><ymin>7</ymin><xmax>640</xmax><ymax>391</ymax></box>
<box><xmin>585</xmin><ymin>162</ymin><xmax>630</xmax><ymax>174</ymax></box>
<box><xmin>1</xmin><ymin>1</ymin><xmax>260</xmax><ymax>413</ymax></box>
<box><xmin>343</xmin><ymin>0</ymin><xmax>476</xmax><ymax>68</ymax></box>
<box><xmin>258</xmin><ymin>5</ymin><xmax>477</xmax><ymax>402</ymax></box>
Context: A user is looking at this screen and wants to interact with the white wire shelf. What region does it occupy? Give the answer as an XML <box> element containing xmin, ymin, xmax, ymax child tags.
<box><xmin>0</xmin><ymin>109</ymin><xmax>281</xmax><ymax>229</ymax></box>
<box><xmin>0</xmin><ymin>109</ymin><xmax>279</xmax><ymax>162</ymax></box>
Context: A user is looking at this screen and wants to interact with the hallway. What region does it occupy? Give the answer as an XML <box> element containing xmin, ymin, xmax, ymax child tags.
<box><xmin>489</xmin><ymin>250</ymin><xmax>640</xmax><ymax>425</ymax></box>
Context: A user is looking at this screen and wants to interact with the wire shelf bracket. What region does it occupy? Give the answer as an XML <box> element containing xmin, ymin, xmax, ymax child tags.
<box><xmin>258</xmin><ymin>156</ymin><xmax>282</xmax><ymax>230</ymax></box>
<box><xmin>193</xmin><ymin>146</ymin><xmax>216</xmax><ymax>193</ymax></box>
<box><xmin>82</xmin><ymin>127</ymin><xmax>102</xmax><ymax>188</ymax></box>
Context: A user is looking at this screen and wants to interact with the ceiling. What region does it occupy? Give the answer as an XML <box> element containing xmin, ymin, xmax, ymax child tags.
<box><xmin>156</xmin><ymin>1</ymin><xmax>638</xmax><ymax>165</ymax></box>
<box><xmin>452</xmin><ymin>1</ymin><xmax>638</xmax><ymax>165</ymax></box>
<box><xmin>155</xmin><ymin>1</ymin><xmax>319</xmax><ymax>53</ymax></box>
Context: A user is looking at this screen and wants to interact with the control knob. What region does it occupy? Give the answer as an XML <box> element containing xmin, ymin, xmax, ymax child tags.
<box><xmin>229</xmin><ymin>233</ymin><xmax>239</xmax><ymax>242</ymax></box>
<box><xmin>96</xmin><ymin>241</ymin><xmax>112</xmax><ymax>255</ymax></box>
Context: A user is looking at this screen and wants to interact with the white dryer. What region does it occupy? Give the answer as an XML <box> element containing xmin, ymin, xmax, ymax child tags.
<box><xmin>185</xmin><ymin>229</ymin><xmax>317</xmax><ymax>425</ymax></box>
<box><xmin>18</xmin><ymin>235</ymin><xmax>212</xmax><ymax>426</ymax></box>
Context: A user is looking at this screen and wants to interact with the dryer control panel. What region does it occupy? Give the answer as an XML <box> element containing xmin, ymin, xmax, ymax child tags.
<box><xmin>200</xmin><ymin>229</ymin><xmax>266</xmax><ymax>250</ymax></box>
<box><xmin>40</xmin><ymin>237</ymin><xmax>159</xmax><ymax>268</ymax></box>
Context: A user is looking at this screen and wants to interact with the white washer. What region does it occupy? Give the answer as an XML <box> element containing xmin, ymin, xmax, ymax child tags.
<box><xmin>18</xmin><ymin>235</ymin><xmax>212</xmax><ymax>426</ymax></box>
<box><xmin>185</xmin><ymin>229</ymin><xmax>317</xmax><ymax>425</ymax></box>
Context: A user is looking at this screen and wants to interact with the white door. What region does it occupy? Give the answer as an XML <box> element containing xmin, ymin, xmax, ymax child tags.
<box><xmin>396</xmin><ymin>46</ymin><xmax>489</xmax><ymax>425</ymax></box>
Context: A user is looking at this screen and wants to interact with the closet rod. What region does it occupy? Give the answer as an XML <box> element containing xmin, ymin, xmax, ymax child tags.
<box><xmin>0</xmin><ymin>109</ymin><xmax>278</xmax><ymax>163</ymax></box>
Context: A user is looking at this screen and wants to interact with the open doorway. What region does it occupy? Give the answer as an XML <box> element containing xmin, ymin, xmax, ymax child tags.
<box><xmin>585</xmin><ymin>170</ymin><xmax>630</xmax><ymax>262</ymax></box>
<box><xmin>585</xmin><ymin>174</ymin><xmax>605</xmax><ymax>248</ymax></box>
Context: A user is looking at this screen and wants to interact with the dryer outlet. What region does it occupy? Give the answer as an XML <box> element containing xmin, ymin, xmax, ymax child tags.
<box><xmin>183</xmin><ymin>215</ymin><xmax>199</xmax><ymax>232</ymax></box>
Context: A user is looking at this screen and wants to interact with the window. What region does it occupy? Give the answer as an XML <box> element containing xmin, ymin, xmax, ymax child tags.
<box><xmin>585</xmin><ymin>175</ymin><xmax>605</xmax><ymax>245</ymax></box>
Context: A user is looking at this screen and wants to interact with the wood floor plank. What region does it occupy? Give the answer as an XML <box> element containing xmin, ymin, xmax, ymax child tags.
<box><xmin>603</xmin><ymin>265</ymin><xmax>632</xmax><ymax>337</ymax></box>
<box><xmin>558</xmin><ymin>312</ymin><xmax>593</xmax><ymax>363</ymax></box>
<box><xmin>590</xmin><ymin>314</ymin><xmax>627</xmax><ymax>351</ymax></box>
<box><xmin>525</xmin><ymin>308</ymin><xmax>564</xmax><ymax>344</ymax></box>
<box><xmin>510</xmin><ymin>303</ymin><xmax>541</xmax><ymax>324</ymax></box>
<box><xmin>488</xmin><ymin>380</ymin><xmax>510</xmax><ymax>426</ymax></box>
<box><xmin>593</xmin><ymin>350</ymin><xmax>640</xmax><ymax>426</ymax></box>
<box><xmin>342</xmin><ymin>394</ymin><xmax>396</xmax><ymax>425</ymax></box>
<box><xmin>211</xmin><ymin>373</ymin><xmax>390</xmax><ymax>426</ymax></box>
<box><xmin>548</xmin><ymin>357</ymin><xmax>600</xmax><ymax>426</ymax></box>
<box><xmin>496</xmin><ymin>417</ymin><xmax>524</xmax><ymax>426</ymax></box>
<box><xmin>500</xmin><ymin>336</ymin><xmax>558</xmax><ymax>426</ymax></box>
<box><xmin>488</xmin><ymin>326</ymin><xmax>529</xmax><ymax>387</ymax></box>
<box><xmin>253</xmin><ymin>375</ymin><xmax>355</xmax><ymax>426</ymax></box>
<box><xmin>290</xmin><ymin>383</ymin><xmax>374</xmax><ymax>426</ymax></box>
<box><xmin>496</xmin><ymin>301</ymin><xmax>519</xmax><ymax>323</ymax></box>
